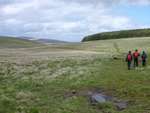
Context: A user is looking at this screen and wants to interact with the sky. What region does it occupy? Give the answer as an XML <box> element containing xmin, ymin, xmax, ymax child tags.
<box><xmin>0</xmin><ymin>0</ymin><xmax>150</xmax><ymax>42</ymax></box>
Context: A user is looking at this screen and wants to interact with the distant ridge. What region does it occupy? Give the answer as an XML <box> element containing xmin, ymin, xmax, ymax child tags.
<box><xmin>82</xmin><ymin>28</ymin><xmax>150</xmax><ymax>42</ymax></box>
<box><xmin>19</xmin><ymin>36</ymin><xmax>68</xmax><ymax>44</ymax></box>
<box><xmin>0</xmin><ymin>36</ymin><xmax>43</xmax><ymax>48</ymax></box>
<box><xmin>35</xmin><ymin>39</ymin><xmax>68</xmax><ymax>44</ymax></box>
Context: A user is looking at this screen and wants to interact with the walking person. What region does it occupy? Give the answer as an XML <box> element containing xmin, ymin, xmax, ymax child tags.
<box><xmin>133</xmin><ymin>49</ymin><xmax>140</xmax><ymax>67</ymax></box>
<box><xmin>141</xmin><ymin>51</ymin><xmax>147</xmax><ymax>67</ymax></box>
<box><xmin>126</xmin><ymin>51</ymin><xmax>133</xmax><ymax>70</ymax></box>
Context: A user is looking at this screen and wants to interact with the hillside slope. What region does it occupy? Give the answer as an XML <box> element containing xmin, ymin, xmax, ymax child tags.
<box><xmin>82</xmin><ymin>28</ymin><xmax>150</xmax><ymax>42</ymax></box>
<box><xmin>0</xmin><ymin>36</ymin><xmax>43</xmax><ymax>48</ymax></box>
<box><xmin>36</xmin><ymin>39</ymin><xmax>68</xmax><ymax>44</ymax></box>
<box><xmin>19</xmin><ymin>36</ymin><xmax>68</xmax><ymax>44</ymax></box>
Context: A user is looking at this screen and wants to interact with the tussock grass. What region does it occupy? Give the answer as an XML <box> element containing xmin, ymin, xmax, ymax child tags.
<box><xmin>0</xmin><ymin>57</ymin><xmax>149</xmax><ymax>113</ymax></box>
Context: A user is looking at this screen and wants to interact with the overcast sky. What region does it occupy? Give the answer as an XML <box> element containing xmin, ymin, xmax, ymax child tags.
<box><xmin>0</xmin><ymin>0</ymin><xmax>150</xmax><ymax>42</ymax></box>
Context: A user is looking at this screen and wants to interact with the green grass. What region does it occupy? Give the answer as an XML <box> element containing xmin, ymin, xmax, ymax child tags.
<box><xmin>0</xmin><ymin>57</ymin><xmax>149</xmax><ymax>113</ymax></box>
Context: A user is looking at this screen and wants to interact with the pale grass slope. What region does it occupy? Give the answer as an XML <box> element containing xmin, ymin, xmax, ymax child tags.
<box><xmin>0</xmin><ymin>37</ymin><xmax>150</xmax><ymax>64</ymax></box>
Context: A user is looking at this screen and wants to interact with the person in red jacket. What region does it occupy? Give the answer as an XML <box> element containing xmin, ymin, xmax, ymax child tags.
<box><xmin>133</xmin><ymin>49</ymin><xmax>140</xmax><ymax>67</ymax></box>
<box><xmin>126</xmin><ymin>51</ymin><xmax>133</xmax><ymax>70</ymax></box>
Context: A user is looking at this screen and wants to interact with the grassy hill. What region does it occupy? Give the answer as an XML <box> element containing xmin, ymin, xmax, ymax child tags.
<box><xmin>82</xmin><ymin>28</ymin><xmax>150</xmax><ymax>42</ymax></box>
<box><xmin>0</xmin><ymin>36</ymin><xmax>43</xmax><ymax>48</ymax></box>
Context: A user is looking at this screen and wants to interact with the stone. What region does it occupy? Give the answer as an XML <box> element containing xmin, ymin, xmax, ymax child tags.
<box><xmin>90</xmin><ymin>93</ymin><xmax>106</xmax><ymax>104</ymax></box>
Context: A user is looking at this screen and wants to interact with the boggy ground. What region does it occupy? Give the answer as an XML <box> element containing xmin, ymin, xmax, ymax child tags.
<box><xmin>0</xmin><ymin>56</ymin><xmax>150</xmax><ymax>113</ymax></box>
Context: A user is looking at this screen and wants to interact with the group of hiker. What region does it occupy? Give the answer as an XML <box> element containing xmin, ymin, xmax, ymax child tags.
<box><xmin>126</xmin><ymin>49</ymin><xmax>147</xmax><ymax>70</ymax></box>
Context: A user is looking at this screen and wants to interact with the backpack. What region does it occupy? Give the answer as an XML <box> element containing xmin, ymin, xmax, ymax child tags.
<box><xmin>134</xmin><ymin>52</ymin><xmax>139</xmax><ymax>58</ymax></box>
<box><xmin>142</xmin><ymin>54</ymin><xmax>147</xmax><ymax>60</ymax></box>
<box><xmin>127</xmin><ymin>54</ymin><xmax>132</xmax><ymax>61</ymax></box>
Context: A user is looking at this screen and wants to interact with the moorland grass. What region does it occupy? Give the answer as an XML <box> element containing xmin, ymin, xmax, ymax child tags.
<box><xmin>0</xmin><ymin>36</ymin><xmax>150</xmax><ymax>113</ymax></box>
<box><xmin>0</xmin><ymin>56</ymin><xmax>149</xmax><ymax>113</ymax></box>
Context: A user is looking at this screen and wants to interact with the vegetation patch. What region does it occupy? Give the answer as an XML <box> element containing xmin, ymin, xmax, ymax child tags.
<box><xmin>82</xmin><ymin>28</ymin><xmax>150</xmax><ymax>42</ymax></box>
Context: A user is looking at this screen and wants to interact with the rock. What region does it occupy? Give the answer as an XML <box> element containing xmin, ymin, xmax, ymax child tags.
<box><xmin>90</xmin><ymin>93</ymin><xmax>106</xmax><ymax>104</ymax></box>
<box><xmin>115</xmin><ymin>101</ymin><xmax>127</xmax><ymax>111</ymax></box>
<box><xmin>89</xmin><ymin>92</ymin><xmax>128</xmax><ymax>110</ymax></box>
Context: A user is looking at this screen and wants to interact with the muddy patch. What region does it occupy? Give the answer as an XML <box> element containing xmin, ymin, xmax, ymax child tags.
<box><xmin>65</xmin><ymin>89</ymin><xmax>128</xmax><ymax>111</ymax></box>
<box><xmin>89</xmin><ymin>91</ymin><xmax>128</xmax><ymax>111</ymax></box>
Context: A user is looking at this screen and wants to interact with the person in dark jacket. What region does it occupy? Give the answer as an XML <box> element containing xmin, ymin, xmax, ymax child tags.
<box><xmin>141</xmin><ymin>51</ymin><xmax>147</xmax><ymax>66</ymax></box>
<box><xmin>133</xmin><ymin>49</ymin><xmax>140</xmax><ymax>67</ymax></box>
<box><xmin>126</xmin><ymin>51</ymin><xmax>133</xmax><ymax>70</ymax></box>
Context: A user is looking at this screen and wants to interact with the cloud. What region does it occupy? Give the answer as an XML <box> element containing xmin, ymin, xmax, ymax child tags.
<box><xmin>62</xmin><ymin>0</ymin><xmax>150</xmax><ymax>6</ymax></box>
<box><xmin>0</xmin><ymin>0</ymin><xmax>149</xmax><ymax>42</ymax></box>
<box><xmin>126</xmin><ymin>0</ymin><xmax>150</xmax><ymax>5</ymax></box>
